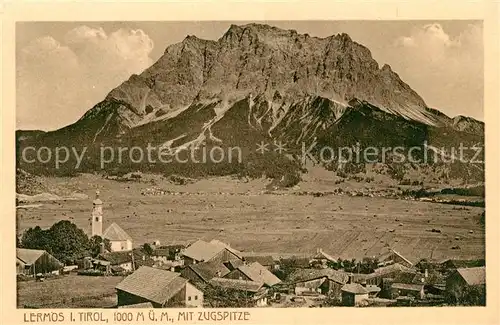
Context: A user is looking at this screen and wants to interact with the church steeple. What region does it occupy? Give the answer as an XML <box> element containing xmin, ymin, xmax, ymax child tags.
<box><xmin>91</xmin><ymin>190</ymin><xmax>103</xmax><ymax>237</ymax></box>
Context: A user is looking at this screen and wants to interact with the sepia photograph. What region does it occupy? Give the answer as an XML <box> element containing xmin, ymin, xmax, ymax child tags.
<box><xmin>13</xmin><ymin>19</ymin><xmax>489</xmax><ymax>310</ymax></box>
<box><xmin>2</xmin><ymin>2</ymin><xmax>498</xmax><ymax>323</ymax></box>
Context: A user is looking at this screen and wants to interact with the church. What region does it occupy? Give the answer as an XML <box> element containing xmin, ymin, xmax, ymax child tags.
<box><xmin>91</xmin><ymin>190</ymin><xmax>133</xmax><ymax>252</ymax></box>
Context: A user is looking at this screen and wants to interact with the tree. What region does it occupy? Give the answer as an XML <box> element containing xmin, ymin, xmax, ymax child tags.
<box><xmin>142</xmin><ymin>243</ymin><xmax>154</xmax><ymax>256</ymax></box>
<box><xmin>21</xmin><ymin>221</ymin><xmax>91</xmax><ymax>265</ymax></box>
<box><xmin>89</xmin><ymin>235</ymin><xmax>111</xmax><ymax>257</ymax></box>
<box><xmin>446</xmin><ymin>285</ymin><xmax>486</xmax><ymax>306</ymax></box>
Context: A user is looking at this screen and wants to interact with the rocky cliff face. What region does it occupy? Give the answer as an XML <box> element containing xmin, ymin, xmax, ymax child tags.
<box><xmin>17</xmin><ymin>24</ymin><xmax>484</xmax><ymax>182</ymax></box>
<box><xmin>102</xmin><ymin>23</ymin><xmax>441</xmax><ymax>133</ymax></box>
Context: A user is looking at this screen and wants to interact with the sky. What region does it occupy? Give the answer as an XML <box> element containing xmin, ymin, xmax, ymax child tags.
<box><xmin>16</xmin><ymin>21</ymin><xmax>483</xmax><ymax>131</ymax></box>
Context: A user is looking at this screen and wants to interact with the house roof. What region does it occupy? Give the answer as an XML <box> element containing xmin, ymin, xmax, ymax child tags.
<box><xmin>209</xmin><ymin>239</ymin><xmax>242</xmax><ymax>258</ymax></box>
<box><xmin>243</xmin><ymin>256</ymin><xmax>275</xmax><ymax>266</ymax></box>
<box><xmin>391</xmin><ymin>283</ymin><xmax>424</xmax><ymax>291</ymax></box>
<box><xmin>116</xmin><ymin>266</ymin><xmax>188</xmax><ymax>305</ymax></box>
<box><xmin>341</xmin><ymin>283</ymin><xmax>369</xmax><ymax>294</ymax></box>
<box><xmin>288</xmin><ymin>268</ymin><xmax>350</xmax><ymax>284</ymax></box>
<box><xmin>16</xmin><ymin>248</ymin><xmax>46</xmax><ymax>265</ymax></box>
<box><xmin>153</xmin><ymin>245</ymin><xmax>185</xmax><ymax>257</ymax></box>
<box><xmin>440</xmin><ymin>259</ymin><xmax>485</xmax><ymax>269</ymax></box>
<box><xmin>225</xmin><ymin>259</ymin><xmax>244</xmax><ymax>270</ymax></box>
<box><xmin>187</xmin><ymin>261</ymin><xmax>231</xmax><ymax>282</ymax></box>
<box><xmin>378</xmin><ymin>249</ymin><xmax>414</xmax><ymax>266</ymax></box>
<box><xmin>456</xmin><ymin>267</ymin><xmax>486</xmax><ymax>286</ymax></box>
<box><xmin>100</xmin><ymin>249</ymin><xmax>153</xmax><ymax>267</ymax></box>
<box><xmin>237</xmin><ymin>262</ymin><xmax>281</xmax><ymax>286</ymax></box>
<box><xmin>103</xmin><ymin>223</ymin><xmax>132</xmax><ymax>242</ymax></box>
<box><xmin>182</xmin><ymin>240</ymin><xmax>224</xmax><ymax>262</ymax></box>
<box><xmin>100</xmin><ymin>251</ymin><xmax>133</xmax><ymax>265</ymax></box>
<box><xmin>313</xmin><ymin>249</ymin><xmax>336</xmax><ymax>262</ymax></box>
<box><xmin>365</xmin><ymin>285</ymin><xmax>381</xmax><ymax>293</ymax></box>
<box><xmin>118</xmin><ymin>302</ymin><xmax>154</xmax><ymax>308</ymax></box>
<box><xmin>209</xmin><ymin>278</ymin><xmax>264</xmax><ymax>293</ymax></box>
<box><xmin>366</xmin><ymin>263</ymin><xmax>415</xmax><ymax>279</ymax></box>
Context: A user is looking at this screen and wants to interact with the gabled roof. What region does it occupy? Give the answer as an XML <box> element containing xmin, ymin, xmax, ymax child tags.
<box><xmin>116</xmin><ymin>266</ymin><xmax>188</xmax><ymax>305</ymax></box>
<box><xmin>313</xmin><ymin>249</ymin><xmax>336</xmax><ymax>262</ymax></box>
<box><xmin>236</xmin><ymin>262</ymin><xmax>281</xmax><ymax>286</ymax></box>
<box><xmin>341</xmin><ymin>283</ymin><xmax>369</xmax><ymax>294</ymax></box>
<box><xmin>365</xmin><ymin>285</ymin><xmax>381</xmax><ymax>293</ymax></box>
<box><xmin>103</xmin><ymin>223</ymin><xmax>132</xmax><ymax>241</ymax></box>
<box><xmin>209</xmin><ymin>239</ymin><xmax>242</xmax><ymax>258</ymax></box>
<box><xmin>288</xmin><ymin>268</ymin><xmax>350</xmax><ymax>284</ymax></box>
<box><xmin>100</xmin><ymin>251</ymin><xmax>133</xmax><ymax>265</ymax></box>
<box><xmin>100</xmin><ymin>249</ymin><xmax>154</xmax><ymax>267</ymax></box>
<box><xmin>118</xmin><ymin>302</ymin><xmax>154</xmax><ymax>308</ymax></box>
<box><xmin>366</xmin><ymin>263</ymin><xmax>415</xmax><ymax>279</ymax></box>
<box><xmin>455</xmin><ymin>267</ymin><xmax>486</xmax><ymax>286</ymax></box>
<box><xmin>182</xmin><ymin>239</ymin><xmax>240</xmax><ymax>262</ymax></box>
<box><xmin>392</xmin><ymin>249</ymin><xmax>414</xmax><ymax>266</ymax></box>
<box><xmin>153</xmin><ymin>245</ymin><xmax>185</xmax><ymax>257</ymax></box>
<box><xmin>187</xmin><ymin>261</ymin><xmax>230</xmax><ymax>282</ymax></box>
<box><xmin>209</xmin><ymin>278</ymin><xmax>264</xmax><ymax>293</ymax></box>
<box><xmin>224</xmin><ymin>259</ymin><xmax>244</xmax><ymax>270</ymax></box>
<box><xmin>378</xmin><ymin>249</ymin><xmax>413</xmax><ymax>266</ymax></box>
<box><xmin>391</xmin><ymin>283</ymin><xmax>424</xmax><ymax>291</ymax></box>
<box><xmin>16</xmin><ymin>248</ymin><xmax>46</xmax><ymax>265</ymax></box>
<box><xmin>243</xmin><ymin>256</ymin><xmax>275</xmax><ymax>266</ymax></box>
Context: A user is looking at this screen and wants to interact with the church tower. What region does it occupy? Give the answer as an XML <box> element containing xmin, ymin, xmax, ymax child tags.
<box><xmin>91</xmin><ymin>190</ymin><xmax>103</xmax><ymax>237</ymax></box>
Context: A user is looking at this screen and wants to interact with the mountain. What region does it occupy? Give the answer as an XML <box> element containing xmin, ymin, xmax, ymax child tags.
<box><xmin>17</xmin><ymin>24</ymin><xmax>484</xmax><ymax>184</ymax></box>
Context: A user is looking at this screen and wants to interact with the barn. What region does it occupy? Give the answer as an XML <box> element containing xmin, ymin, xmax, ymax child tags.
<box><xmin>116</xmin><ymin>266</ymin><xmax>203</xmax><ymax>308</ymax></box>
<box><xmin>16</xmin><ymin>248</ymin><xmax>63</xmax><ymax>276</ymax></box>
<box><xmin>181</xmin><ymin>239</ymin><xmax>242</xmax><ymax>265</ymax></box>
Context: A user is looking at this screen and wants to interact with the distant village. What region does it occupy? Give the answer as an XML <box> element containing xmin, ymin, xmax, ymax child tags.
<box><xmin>17</xmin><ymin>191</ymin><xmax>485</xmax><ymax>308</ymax></box>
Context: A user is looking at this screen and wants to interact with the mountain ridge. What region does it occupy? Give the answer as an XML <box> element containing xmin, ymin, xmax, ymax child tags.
<box><xmin>17</xmin><ymin>23</ymin><xmax>484</xmax><ymax>184</ymax></box>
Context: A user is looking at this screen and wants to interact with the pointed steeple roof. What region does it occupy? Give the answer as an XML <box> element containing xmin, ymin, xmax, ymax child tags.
<box><xmin>103</xmin><ymin>223</ymin><xmax>132</xmax><ymax>241</ymax></box>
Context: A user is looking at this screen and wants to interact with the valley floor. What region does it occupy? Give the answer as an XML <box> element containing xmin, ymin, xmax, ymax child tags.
<box><xmin>16</xmin><ymin>174</ymin><xmax>485</xmax><ymax>263</ymax></box>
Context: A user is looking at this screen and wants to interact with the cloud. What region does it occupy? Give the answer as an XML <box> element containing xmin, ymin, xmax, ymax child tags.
<box><xmin>17</xmin><ymin>26</ymin><xmax>154</xmax><ymax>130</ymax></box>
<box><xmin>386</xmin><ymin>23</ymin><xmax>483</xmax><ymax>119</ymax></box>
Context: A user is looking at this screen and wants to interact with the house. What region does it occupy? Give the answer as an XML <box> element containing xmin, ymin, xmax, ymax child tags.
<box><xmin>16</xmin><ymin>248</ymin><xmax>63</xmax><ymax>276</ymax></box>
<box><xmin>100</xmin><ymin>249</ymin><xmax>154</xmax><ymax>273</ymax></box>
<box><xmin>116</xmin><ymin>266</ymin><xmax>203</xmax><ymax>308</ymax></box>
<box><xmin>151</xmin><ymin>245</ymin><xmax>185</xmax><ymax>264</ymax></box>
<box><xmin>181</xmin><ymin>261</ymin><xmax>231</xmax><ymax>284</ymax></box>
<box><xmin>181</xmin><ymin>239</ymin><xmax>242</xmax><ymax>265</ymax></box>
<box><xmin>223</xmin><ymin>259</ymin><xmax>244</xmax><ymax>271</ymax></box>
<box><xmin>446</xmin><ymin>267</ymin><xmax>486</xmax><ymax>303</ymax></box>
<box><xmin>224</xmin><ymin>262</ymin><xmax>281</xmax><ymax>287</ymax></box>
<box><xmin>242</xmin><ymin>256</ymin><xmax>277</xmax><ymax>270</ymax></box>
<box><xmin>288</xmin><ymin>268</ymin><xmax>350</xmax><ymax>298</ymax></box>
<box><xmin>209</xmin><ymin>278</ymin><xmax>268</xmax><ymax>307</ymax></box>
<box><xmin>118</xmin><ymin>302</ymin><xmax>154</xmax><ymax>309</ymax></box>
<box><xmin>103</xmin><ymin>223</ymin><xmax>133</xmax><ymax>252</ymax></box>
<box><xmin>310</xmin><ymin>248</ymin><xmax>337</xmax><ymax>268</ymax></box>
<box><xmin>390</xmin><ymin>283</ymin><xmax>425</xmax><ymax>300</ymax></box>
<box><xmin>362</xmin><ymin>263</ymin><xmax>416</xmax><ymax>287</ymax></box>
<box><xmin>377</xmin><ymin>249</ymin><xmax>414</xmax><ymax>268</ymax></box>
<box><xmin>341</xmin><ymin>283</ymin><xmax>369</xmax><ymax>306</ymax></box>
<box><xmin>439</xmin><ymin>259</ymin><xmax>485</xmax><ymax>271</ymax></box>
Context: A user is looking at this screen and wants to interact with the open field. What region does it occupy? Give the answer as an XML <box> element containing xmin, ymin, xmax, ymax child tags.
<box><xmin>17</xmin><ymin>274</ymin><xmax>124</xmax><ymax>308</ymax></box>
<box><xmin>16</xmin><ymin>174</ymin><xmax>485</xmax><ymax>263</ymax></box>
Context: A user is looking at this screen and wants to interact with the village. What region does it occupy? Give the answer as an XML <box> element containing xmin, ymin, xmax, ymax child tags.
<box><xmin>17</xmin><ymin>191</ymin><xmax>486</xmax><ymax>308</ymax></box>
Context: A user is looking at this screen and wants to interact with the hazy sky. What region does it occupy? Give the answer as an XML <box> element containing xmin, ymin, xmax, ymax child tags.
<box><xmin>16</xmin><ymin>21</ymin><xmax>483</xmax><ymax>131</ymax></box>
